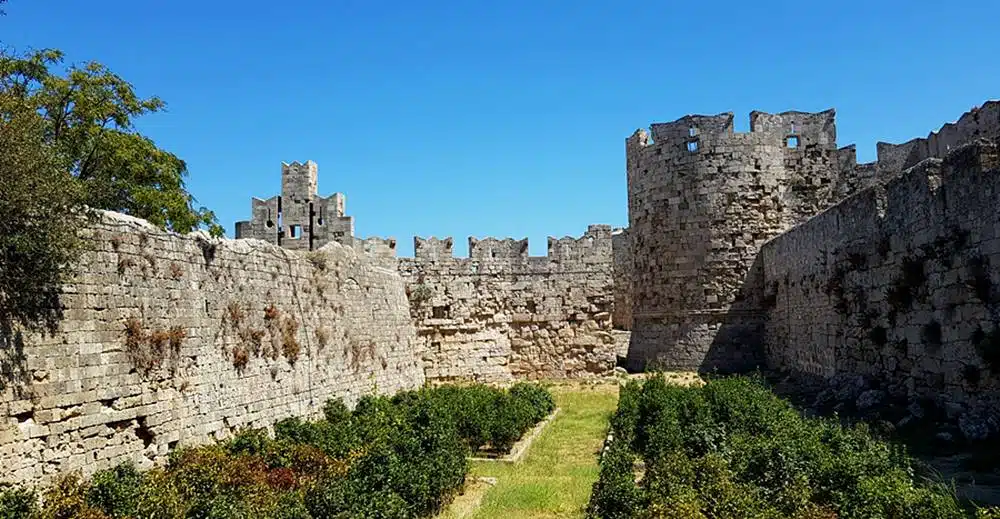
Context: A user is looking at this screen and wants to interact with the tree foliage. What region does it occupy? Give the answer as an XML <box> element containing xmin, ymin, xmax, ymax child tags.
<box><xmin>0</xmin><ymin>88</ymin><xmax>85</xmax><ymax>333</ymax></box>
<box><xmin>0</xmin><ymin>48</ymin><xmax>223</xmax><ymax>236</ymax></box>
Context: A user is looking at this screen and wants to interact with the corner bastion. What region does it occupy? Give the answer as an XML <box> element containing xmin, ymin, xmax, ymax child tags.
<box><xmin>624</xmin><ymin>108</ymin><xmax>876</xmax><ymax>372</ymax></box>
<box><xmin>626</xmin><ymin>101</ymin><xmax>1000</xmax><ymax>371</ymax></box>
<box><xmin>624</xmin><ymin>100</ymin><xmax>1000</xmax><ymax>377</ymax></box>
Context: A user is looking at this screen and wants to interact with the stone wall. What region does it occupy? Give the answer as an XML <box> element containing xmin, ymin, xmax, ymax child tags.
<box><xmin>760</xmin><ymin>139</ymin><xmax>1000</xmax><ymax>407</ymax></box>
<box><xmin>625</xmin><ymin>109</ymin><xmax>881</xmax><ymax>373</ymax></box>
<box><xmin>0</xmin><ymin>211</ymin><xmax>423</xmax><ymax>485</ymax></box>
<box><xmin>875</xmin><ymin>101</ymin><xmax>1000</xmax><ymax>175</ymax></box>
<box><xmin>396</xmin><ymin>225</ymin><xmax>619</xmax><ymax>382</ymax></box>
<box><xmin>235</xmin><ymin>161</ymin><xmax>354</xmax><ymax>251</ymax></box>
<box><xmin>612</xmin><ymin>228</ymin><xmax>632</xmax><ymax>330</ymax></box>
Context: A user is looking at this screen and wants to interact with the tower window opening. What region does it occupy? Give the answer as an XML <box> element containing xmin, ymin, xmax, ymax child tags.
<box><xmin>289</xmin><ymin>225</ymin><xmax>302</xmax><ymax>239</ymax></box>
<box><xmin>689</xmin><ymin>126</ymin><xmax>698</xmax><ymax>137</ymax></box>
<box><xmin>791</xmin><ymin>122</ymin><xmax>797</xmax><ymax>133</ymax></box>
<box><xmin>687</xmin><ymin>140</ymin><xmax>699</xmax><ymax>152</ymax></box>
<box><xmin>787</xmin><ymin>136</ymin><xmax>799</xmax><ymax>149</ymax></box>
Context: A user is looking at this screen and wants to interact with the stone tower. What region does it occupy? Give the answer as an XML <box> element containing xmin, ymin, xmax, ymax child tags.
<box><xmin>625</xmin><ymin>109</ymin><xmax>855</xmax><ymax>372</ymax></box>
<box><xmin>235</xmin><ymin>161</ymin><xmax>354</xmax><ymax>251</ymax></box>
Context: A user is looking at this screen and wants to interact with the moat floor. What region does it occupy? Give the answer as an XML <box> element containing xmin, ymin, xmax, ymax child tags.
<box><xmin>442</xmin><ymin>381</ymin><xmax>620</xmax><ymax>519</ymax></box>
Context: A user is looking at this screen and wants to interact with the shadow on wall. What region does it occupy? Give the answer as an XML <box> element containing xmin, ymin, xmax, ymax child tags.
<box><xmin>0</xmin><ymin>282</ymin><xmax>64</xmax><ymax>400</ymax></box>
<box><xmin>0</xmin><ymin>322</ymin><xmax>30</xmax><ymax>399</ymax></box>
<box><xmin>697</xmin><ymin>252</ymin><xmax>768</xmax><ymax>376</ymax></box>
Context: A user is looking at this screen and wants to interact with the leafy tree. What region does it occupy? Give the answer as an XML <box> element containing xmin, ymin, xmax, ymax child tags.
<box><xmin>0</xmin><ymin>48</ymin><xmax>223</xmax><ymax>236</ymax></box>
<box><xmin>0</xmin><ymin>88</ymin><xmax>85</xmax><ymax>332</ymax></box>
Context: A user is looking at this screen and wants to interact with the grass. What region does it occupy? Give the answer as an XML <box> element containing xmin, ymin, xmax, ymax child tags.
<box><xmin>457</xmin><ymin>381</ymin><xmax>620</xmax><ymax>519</ymax></box>
<box><xmin>436</xmin><ymin>374</ymin><xmax>704</xmax><ymax>519</ymax></box>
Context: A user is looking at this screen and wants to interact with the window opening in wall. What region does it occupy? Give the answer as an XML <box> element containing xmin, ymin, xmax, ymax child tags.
<box><xmin>317</xmin><ymin>208</ymin><xmax>324</xmax><ymax>226</ymax></box>
<box><xmin>526</xmin><ymin>300</ymin><xmax>537</xmax><ymax>313</ymax></box>
<box><xmin>687</xmin><ymin>140</ymin><xmax>699</xmax><ymax>152</ymax></box>
<box><xmin>289</xmin><ymin>225</ymin><xmax>302</xmax><ymax>239</ymax></box>
<box><xmin>432</xmin><ymin>305</ymin><xmax>450</xmax><ymax>319</ymax></box>
<box><xmin>791</xmin><ymin>122</ymin><xmax>797</xmax><ymax>133</ymax></box>
<box><xmin>265</xmin><ymin>219</ymin><xmax>274</xmax><ymax>228</ymax></box>
<box><xmin>787</xmin><ymin>136</ymin><xmax>799</xmax><ymax>148</ymax></box>
<box><xmin>689</xmin><ymin>126</ymin><xmax>698</xmax><ymax>137</ymax></box>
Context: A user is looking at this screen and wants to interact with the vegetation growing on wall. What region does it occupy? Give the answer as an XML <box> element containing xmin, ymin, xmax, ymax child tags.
<box><xmin>0</xmin><ymin>383</ymin><xmax>555</xmax><ymax>519</ymax></box>
<box><xmin>122</xmin><ymin>317</ymin><xmax>185</xmax><ymax>376</ymax></box>
<box><xmin>588</xmin><ymin>375</ymin><xmax>999</xmax><ymax>518</ymax></box>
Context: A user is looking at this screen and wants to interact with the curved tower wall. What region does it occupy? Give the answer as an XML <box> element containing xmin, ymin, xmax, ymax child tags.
<box><xmin>626</xmin><ymin>109</ymin><xmax>844</xmax><ymax>372</ymax></box>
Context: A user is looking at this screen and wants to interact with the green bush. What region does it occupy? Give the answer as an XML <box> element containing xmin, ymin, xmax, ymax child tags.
<box><xmin>588</xmin><ymin>375</ymin><xmax>977</xmax><ymax>519</ymax></box>
<box><xmin>86</xmin><ymin>462</ymin><xmax>144</xmax><ymax>518</ymax></box>
<box><xmin>3</xmin><ymin>382</ymin><xmax>551</xmax><ymax>519</ymax></box>
<box><xmin>415</xmin><ymin>382</ymin><xmax>554</xmax><ymax>454</ymax></box>
<box><xmin>0</xmin><ymin>484</ymin><xmax>36</xmax><ymax>519</ymax></box>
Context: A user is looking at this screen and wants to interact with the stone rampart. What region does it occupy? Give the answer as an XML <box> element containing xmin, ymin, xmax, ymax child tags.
<box><xmin>0</xmin><ymin>211</ymin><xmax>423</xmax><ymax>485</ymax></box>
<box><xmin>625</xmin><ymin>109</ymin><xmax>866</xmax><ymax>372</ymax></box>
<box><xmin>612</xmin><ymin>228</ymin><xmax>632</xmax><ymax>330</ymax></box>
<box><xmin>875</xmin><ymin>101</ymin><xmax>1000</xmax><ymax>175</ymax></box>
<box><xmin>397</xmin><ymin>225</ymin><xmax>619</xmax><ymax>382</ymax></box>
<box><xmin>760</xmin><ymin>139</ymin><xmax>1000</xmax><ymax>406</ymax></box>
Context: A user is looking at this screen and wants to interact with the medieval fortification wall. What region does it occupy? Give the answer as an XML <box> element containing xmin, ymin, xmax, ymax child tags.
<box><xmin>761</xmin><ymin>139</ymin><xmax>1000</xmax><ymax>407</ymax></box>
<box><xmin>624</xmin><ymin>108</ymin><xmax>878</xmax><ymax>371</ymax></box>
<box><xmin>396</xmin><ymin>225</ymin><xmax>620</xmax><ymax>382</ymax></box>
<box><xmin>1</xmin><ymin>212</ymin><xmax>423</xmax><ymax>485</ymax></box>
<box><xmin>624</xmin><ymin>101</ymin><xmax>1000</xmax><ymax>376</ymax></box>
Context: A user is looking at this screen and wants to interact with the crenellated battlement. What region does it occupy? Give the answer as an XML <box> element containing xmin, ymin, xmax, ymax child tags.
<box><xmin>413</xmin><ymin>236</ymin><xmax>454</xmax><ymax>260</ymax></box>
<box><xmin>351</xmin><ymin>236</ymin><xmax>398</xmax><ymax>259</ymax></box>
<box><xmin>875</xmin><ymin>100</ymin><xmax>1000</xmax><ymax>174</ymax></box>
<box><xmin>398</xmin><ymin>224</ymin><xmax>621</xmax><ymax>381</ymax></box>
<box><xmin>236</xmin><ymin>160</ymin><xmax>354</xmax><ymax>251</ymax></box>
<box><xmin>630</xmin><ymin>109</ymin><xmax>838</xmax><ymax>154</ymax></box>
<box><xmin>469</xmin><ymin>237</ymin><xmax>529</xmax><ymax>260</ymax></box>
<box><xmin>627</xmin><ymin>99</ymin><xmax>1000</xmax><ymax>376</ymax></box>
<box><xmin>404</xmin><ymin>225</ymin><xmax>613</xmax><ymax>265</ymax></box>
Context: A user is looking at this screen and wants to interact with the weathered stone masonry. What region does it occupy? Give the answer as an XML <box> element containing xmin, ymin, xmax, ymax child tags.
<box><xmin>1</xmin><ymin>212</ymin><xmax>423</xmax><ymax>485</ymax></box>
<box><xmin>234</xmin><ymin>164</ymin><xmax>628</xmax><ymax>382</ymax></box>
<box><xmin>624</xmin><ymin>100</ymin><xmax>1000</xmax><ymax>407</ymax></box>
<box><xmin>624</xmin><ymin>109</ymin><xmax>883</xmax><ymax>372</ymax></box>
<box><xmin>397</xmin><ymin>225</ymin><xmax>620</xmax><ymax>382</ymax></box>
<box><xmin>761</xmin><ymin>138</ymin><xmax>1000</xmax><ymax>409</ymax></box>
<box><xmin>234</xmin><ymin>161</ymin><xmax>354</xmax><ymax>251</ymax></box>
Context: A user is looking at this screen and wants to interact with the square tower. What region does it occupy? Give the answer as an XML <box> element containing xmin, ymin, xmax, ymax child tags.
<box><xmin>234</xmin><ymin>161</ymin><xmax>355</xmax><ymax>251</ymax></box>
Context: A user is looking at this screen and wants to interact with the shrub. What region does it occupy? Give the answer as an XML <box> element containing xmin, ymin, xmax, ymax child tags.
<box><xmin>322</xmin><ymin>397</ymin><xmax>350</xmax><ymax>423</ymax></box>
<box><xmin>224</xmin><ymin>427</ymin><xmax>272</xmax><ymax>457</ymax></box>
<box><xmin>587</xmin><ymin>375</ymin><xmax>972</xmax><ymax>519</ymax></box>
<box><xmin>9</xmin><ymin>382</ymin><xmax>548</xmax><ymax>519</ymax></box>
<box><xmin>35</xmin><ymin>473</ymin><xmax>108</xmax><ymax>519</ymax></box>
<box><xmin>87</xmin><ymin>462</ymin><xmax>144</xmax><ymax>518</ymax></box>
<box><xmin>0</xmin><ymin>483</ymin><xmax>36</xmax><ymax>519</ymax></box>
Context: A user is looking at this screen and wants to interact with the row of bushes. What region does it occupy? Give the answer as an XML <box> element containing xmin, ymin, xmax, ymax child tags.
<box><xmin>0</xmin><ymin>382</ymin><xmax>554</xmax><ymax>519</ymax></box>
<box><xmin>588</xmin><ymin>375</ymin><xmax>1000</xmax><ymax>519</ymax></box>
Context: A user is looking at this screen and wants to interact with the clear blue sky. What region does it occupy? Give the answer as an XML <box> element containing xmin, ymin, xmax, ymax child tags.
<box><xmin>3</xmin><ymin>1</ymin><xmax>998</xmax><ymax>256</ymax></box>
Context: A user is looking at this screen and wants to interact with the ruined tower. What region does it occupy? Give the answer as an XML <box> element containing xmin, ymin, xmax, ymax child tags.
<box><xmin>235</xmin><ymin>161</ymin><xmax>354</xmax><ymax>251</ymax></box>
<box><xmin>625</xmin><ymin>109</ymin><xmax>857</xmax><ymax>372</ymax></box>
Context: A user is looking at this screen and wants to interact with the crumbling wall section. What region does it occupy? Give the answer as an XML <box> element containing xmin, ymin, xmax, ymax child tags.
<box><xmin>397</xmin><ymin>225</ymin><xmax>618</xmax><ymax>382</ymax></box>
<box><xmin>0</xmin><ymin>211</ymin><xmax>423</xmax><ymax>485</ymax></box>
<box><xmin>760</xmin><ymin>139</ymin><xmax>1000</xmax><ymax>407</ymax></box>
